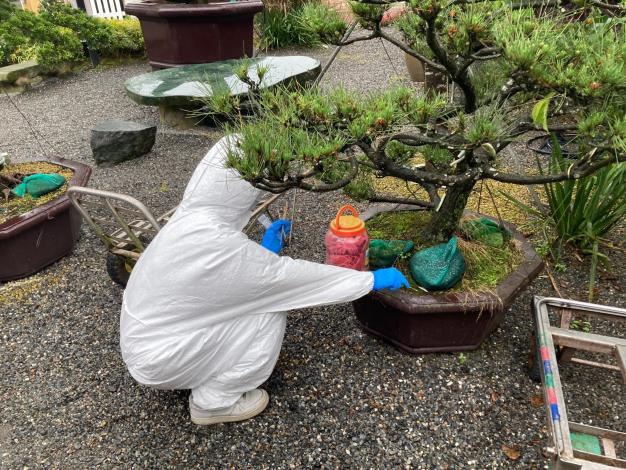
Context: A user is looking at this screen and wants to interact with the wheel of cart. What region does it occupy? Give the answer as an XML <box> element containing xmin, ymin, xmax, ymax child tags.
<box><xmin>530</xmin><ymin>296</ymin><xmax>626</xmax><ymax>469</ymax></box>
<box><xmin>68</xmin><ymin>187</ymin><xmax>281</xmax><ymax>287</ymax></box>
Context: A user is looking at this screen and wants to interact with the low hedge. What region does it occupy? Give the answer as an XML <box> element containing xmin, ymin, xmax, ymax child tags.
<box><xmin>0</xmin><ymin>0</ymin><xmax>144</xmax><ymax>70</ymax></box>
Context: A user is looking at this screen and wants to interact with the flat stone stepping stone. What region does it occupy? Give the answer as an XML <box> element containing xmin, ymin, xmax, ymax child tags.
<box><xmin>125</xmin><ymin>56</ymin><xmax>321</xmax><ymax>108</ymax></box>
<box><xmin>91</xmin><ymin>120</ymin><xmax>157</xmax><ymax>167</ymax></box>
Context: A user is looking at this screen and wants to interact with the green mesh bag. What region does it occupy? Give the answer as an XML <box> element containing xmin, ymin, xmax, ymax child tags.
<box><xmin>368</xmin><ymin>239</ymin><xmax>414</xmax><ymax>270</ymax></box>
<box><xmin>409</xmin><ymin>236</ymin><xmax>465</xmax><ymax>291</ymax></box>
<box><xmin>12</xmin><ymin>173</ymin><xmax>65</xmax><ymax>199</ymax></box>
<box><xmin>460</xmin><ymin>217</ymin><xmax>507</xmax><ymax>247</ymax></box>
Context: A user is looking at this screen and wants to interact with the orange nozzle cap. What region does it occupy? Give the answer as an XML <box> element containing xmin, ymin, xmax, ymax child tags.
<box><xmin>329</xmin><ymin>204</ymin><xmax>366</xmax><ymax>236</ymax></box>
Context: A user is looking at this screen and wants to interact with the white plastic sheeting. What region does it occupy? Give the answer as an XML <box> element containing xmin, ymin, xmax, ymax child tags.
<box><xmin>120</xmin><ymin>136</ymin><xmax>374</xmax><ymax>409</ymax></box>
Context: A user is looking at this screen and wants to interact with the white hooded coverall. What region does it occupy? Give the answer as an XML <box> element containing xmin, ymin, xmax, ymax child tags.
<box><xmin>120</xmin><ymin>136</ymin><xmax>374</xmax><ymax>410</ymax></box>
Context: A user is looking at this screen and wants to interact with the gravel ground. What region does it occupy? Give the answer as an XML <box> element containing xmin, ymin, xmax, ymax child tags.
<box><xmin>1</xmin><ymin>37</ymin><xmax>625</xmax><ymax>469</ymax></box>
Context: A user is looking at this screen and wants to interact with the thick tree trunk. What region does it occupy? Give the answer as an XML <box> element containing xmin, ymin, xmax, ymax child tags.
<box><xmin>421</xmin><ymin>179</ymin><xmax>476</xmax><ymax>244</ymax></box>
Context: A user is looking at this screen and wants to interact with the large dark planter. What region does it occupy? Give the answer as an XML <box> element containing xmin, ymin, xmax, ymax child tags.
<box><xmin>125</xmin><ymin>0</ymin><xmax>264</xmax><ymax>69</ymax></box>
<box><xmin>0</xmin><ymin>158</ymin><xmax>92</xmax><ymax>282</ymax></box>
<box><xmin>353</xmin><ymin>207</ymin><xmax>544</xmax><ymax>354</ymax></box>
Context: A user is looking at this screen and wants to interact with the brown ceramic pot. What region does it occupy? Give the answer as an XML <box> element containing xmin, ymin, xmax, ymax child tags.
<box><xmin>353</xmin><ymin>206</ymin><xmax>544</xmax><ymax>354</ymax></box>
<box><xmin>0</xmin><ymin>158</ymin><xmax>92</xmax><ymax>282</ymax></box>
<box><xmin>125</xmin><ymin>0</ymin><xmax>264</xmax><ymax>69</ymax></box>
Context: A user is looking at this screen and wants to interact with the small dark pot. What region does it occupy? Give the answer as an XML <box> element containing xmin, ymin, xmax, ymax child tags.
<box><xmin>353</xmin><ymin>206</ymin><xmax>544</xmax><ymax>354</ymax></box>
<box><xmin>0</xmin><ymin>159</ymin><xmax>92</xmax><ymax>282</ymax></box>
<box><xmin>125</xmin><ymin>0</ymin><xmax>264</xmax><ymax>69</ymax></box>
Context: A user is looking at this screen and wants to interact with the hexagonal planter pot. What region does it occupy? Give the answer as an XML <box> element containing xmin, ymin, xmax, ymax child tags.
<box><xmin>125</xmin><ymin>0</ymin><xmax>264</xmax><ymax>69</ymax></box>
<box><xmin>353</xmin><ymin>208</ymin><xmax>544</xmax><ymax>354</ymax></box>
<box><xmin>0</xmin><ymin>158</ymin><xmax>92</xmax><ymax>282</ymax></box>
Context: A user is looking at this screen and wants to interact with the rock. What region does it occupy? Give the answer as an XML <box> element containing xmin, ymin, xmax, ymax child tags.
<box><xmin>90</xmin><ymin>120</ymin><xmax>156</xmax><ymax>166</ymax></box>
<box><xmin>124</xmin><ymin>56</ymin><xmax>321</xmax><ymax>108</ymax></box>
<box><xmin>0</xmin><ymin>60</ymin><xmax>40</xmax><ymax>84</ymax></box>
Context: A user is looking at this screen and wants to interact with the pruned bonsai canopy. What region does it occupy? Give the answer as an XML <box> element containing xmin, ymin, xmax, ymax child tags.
<box><xmin>217</xmin><ymin>0</ymin><xmax>626</xmax><ymax>246</ymax></box>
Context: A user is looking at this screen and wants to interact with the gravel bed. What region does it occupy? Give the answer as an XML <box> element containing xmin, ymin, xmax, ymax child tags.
<box><xmin>1</xmin><ymin>39</ymin><xmax>625</xmax><ymax>469</ymax></box>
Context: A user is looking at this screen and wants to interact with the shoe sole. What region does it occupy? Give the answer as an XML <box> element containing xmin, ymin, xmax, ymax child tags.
<box><xmin>190</xmin><ymin>390</ymin><xmax>269</xmax><ymax>425</ymax></box>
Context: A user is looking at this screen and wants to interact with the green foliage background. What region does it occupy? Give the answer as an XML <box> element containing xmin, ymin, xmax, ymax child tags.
<box><xmin>0</xmin><ymin>0</ymin><xmax>144</xmax><ymax>69</ymax></box>
<box><xmin>258</xmin><ymin>1</ymin><xmax>347</xmax><ymax>49</ymax></box>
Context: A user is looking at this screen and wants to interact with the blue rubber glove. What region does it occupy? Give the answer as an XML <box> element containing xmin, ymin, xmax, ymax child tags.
<box><xmin>260</xmin><ymin>219</ymin><xmax>292</xmax><ymax>254</ymax></box>
<box><xmin>372</xmin><ymin>268</ymin><xmax>410</xmax><ymax>291</ymax></box>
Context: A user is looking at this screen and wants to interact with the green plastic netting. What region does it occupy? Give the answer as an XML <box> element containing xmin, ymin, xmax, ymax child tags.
<box><xmin>368</xmin><ymin>239</ymin><xmax>414</xmax><ymax>270</ymax></box>
<box><xmin>12</xmin><ymin>173</ymin><xmax>65</xmax><ymax>199</ymax></box>
<box><xmin>460</xmin><ymin>217</ymin><xmax>508</xmax><ymax>247</ymax></box>
<box><xmin>409</xmin><ymin>236</ymin><xmax>466</xmax><ymax>291</ymax></box>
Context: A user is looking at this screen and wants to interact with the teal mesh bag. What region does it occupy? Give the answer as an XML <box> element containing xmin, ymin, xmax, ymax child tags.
<box><xmin>368</xmin><ymin>239</ymin><xmax>414</xmax><ymax>270</ymax></box>
<box><xmin>460</xmin><ymin>217</ymin><xmax>507</xmax><ymax>247</ymax></box>
<box><xmin>409</xmin><ymin>236</ymin><xmax>465</xmax><ymax>291</ymax></box>
<box><xmin>12</xmin><ymin>173</ymin><xmax>65</xmax><ymax>199</ymax></box>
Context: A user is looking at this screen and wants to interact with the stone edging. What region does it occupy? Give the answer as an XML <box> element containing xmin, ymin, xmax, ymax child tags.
<box><xmin>0</xmin><ymin>60</ymin><xmax>42</xmax><ymax>93</ymax></box>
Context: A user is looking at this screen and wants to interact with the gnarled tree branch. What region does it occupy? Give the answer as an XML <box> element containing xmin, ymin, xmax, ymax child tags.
<box><xmin>378</xmin><ymin>30</ymin><xmax>447</xmax><ymax>73</ymax></box>
<box><xmin>482</xmin><ymin>153</ymin><xmax>624</xmax><ymax>185</ymax></box>
<box><xmin>369</xmin><ymin>194</ymin><xmax>434</xmax><ymax>207</ymax></box>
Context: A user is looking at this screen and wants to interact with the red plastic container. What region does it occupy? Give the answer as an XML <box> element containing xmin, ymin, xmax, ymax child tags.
<box><xmin>324</xmin><ymin>205</ymin><xmax>369</xmax><ymax>270</ymax></box>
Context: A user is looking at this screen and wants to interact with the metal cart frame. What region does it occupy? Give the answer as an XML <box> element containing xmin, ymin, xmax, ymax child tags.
<box><xmin>532</xmin><ymin>296</ymin><xmax>626</xmax><ymax>469</ymax></box>
<box><xmin>67</xmin><ymin>186</ymin><xmax>280</xmax><ymax>283</ymax></box>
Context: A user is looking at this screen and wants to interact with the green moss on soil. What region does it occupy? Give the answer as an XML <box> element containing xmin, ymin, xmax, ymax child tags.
<box><xmin>0</xmin><ymin>162</ymin><xmax>72</xmax><ymax>224</ymax></box>
<box><xmin>365</xmin><ymin>210</ymin><xmax>524</xmax><ymax>294</ymax></box>
<box><xmin>366</xmin><ymin>210</ymin><xmax>430</xmax><ymax>243</ymax></box>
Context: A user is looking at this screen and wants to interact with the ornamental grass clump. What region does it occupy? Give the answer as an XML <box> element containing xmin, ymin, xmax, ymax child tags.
<box><xmin>258</xmin><ymin>1</ymin><xmax>347</xmax><ymax>49</ymax></box>
<box><xmin>205</xmin><ymin>0</ymin><xmax>626</xmax><ymax>249</ymax></box>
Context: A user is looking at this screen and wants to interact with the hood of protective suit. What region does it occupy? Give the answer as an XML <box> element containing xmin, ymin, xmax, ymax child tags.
<box><xmin>178</xmin><ymin>135</ymin><xmax>266</xmax><ymax>231</ymax></box>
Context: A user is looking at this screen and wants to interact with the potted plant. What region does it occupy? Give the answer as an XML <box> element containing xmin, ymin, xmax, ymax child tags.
<box><xmin>0</xmin><ymin>157</ymin><xmax>92</xmax><ymax>282</ymax></box>
<box><xmin>203</xmin><ymin>0</ymin><xmax>625</xmax><ymax>352</ymax></box>
<box><xmin>125</xmin><ymin>0</ymin><xmax>264</xmax><ymax>69</ymax></box>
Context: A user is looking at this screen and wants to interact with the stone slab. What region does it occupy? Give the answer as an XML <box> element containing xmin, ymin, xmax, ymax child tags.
<box><xmin>91</xmin><ymin>120</ymin><xmax>157</xmax><ymax>167</ymax></box>
<box><xmin>124</xmin><ymin>56</ymin><xmax>321</xmax><ymax>108</ymax></box>
<box><xmin>0</xmin><ymin>60</ymin><xmax>40</xmax><ymax>84</ymax></box>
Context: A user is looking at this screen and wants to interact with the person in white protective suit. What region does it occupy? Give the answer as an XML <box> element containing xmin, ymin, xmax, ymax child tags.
<box><xmin>120</xmin><ymin>135</ymin><xmax>409</xmax><ymax>425</ymax></box>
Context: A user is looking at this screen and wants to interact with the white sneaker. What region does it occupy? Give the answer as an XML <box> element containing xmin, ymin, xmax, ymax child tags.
<box><xmin>189</xmin><ymin>389</ymin><xmax>269</xmax><ymax>425</ymax></box>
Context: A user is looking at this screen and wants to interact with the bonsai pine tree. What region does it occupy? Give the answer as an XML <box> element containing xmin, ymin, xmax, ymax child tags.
<box><xmin>221</xmin><ymin>0</ymin><xmax>626</xmax><ymax>244</ymax></box>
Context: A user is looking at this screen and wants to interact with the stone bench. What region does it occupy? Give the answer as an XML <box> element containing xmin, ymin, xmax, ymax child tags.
<box><xmin>124</xmin><ymin>56</ymin><xmax>321</xmax><ymax>128</ymax></box>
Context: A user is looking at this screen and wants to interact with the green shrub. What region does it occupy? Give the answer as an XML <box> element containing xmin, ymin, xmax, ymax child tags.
<box><xmin>258</xmin><ymin>8</ymin><xmax>316</xmax><ymax>49</ymax></box>
<box><xmin>295</xmin><ymin>3</ymin><xmax>347</xmax><ymax>45</ymax></box>
<box><xmin>258</xmin><ymin>2</ymin><xmax>347</xmax><ymax>50</ymax></box>
<box><xmin>0</xmin><ymin>0</ymin><xmax>144</xmax><ymax>69</ymax></box>
<box><xmin>0</xmin><ymin>0</ymin><xmax>13</xmax><ymax>21</ymax></box>
<box><xmin>41</xmin><ymin>0</ymin><xmax>144</xmax><ymax>57</ymax></box>
<box><xmin>0</xmin><ymin>10</ymin><xmax>84</xmax><ymax>68</ymax></box>
<box><xmin>542</xmin><ymin>138</ymin><xmax>626</xmax><ymax>253</ymax></box>
<box><xmin>548</xmin><ymin>145</ymin><xmax>626</xmax><ymax>300</ymax></box>
<box><xmin>505</xmin><ymin>136</ymin><xmax>626</xmax><ymax>300</ymax></box>
<box><xmin>103</xmin><ymin>18</ymin><xmax>144</xmax><ymax>57</ymax></box>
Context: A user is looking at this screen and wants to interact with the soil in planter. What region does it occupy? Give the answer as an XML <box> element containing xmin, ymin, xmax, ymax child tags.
<box><xmin>365</xmin><ymin>210</ymin><xmax>524</xmax><ymax>293</ymax></box>
<box><xmin>369</xmin><ymin>153</ymin><xmax>535</xmax><ymax>230</ymax></box>
<box><xmin>0</xmin><ymin>162</ymin><xmax>73</xmax><ymax>224</ymax></box>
